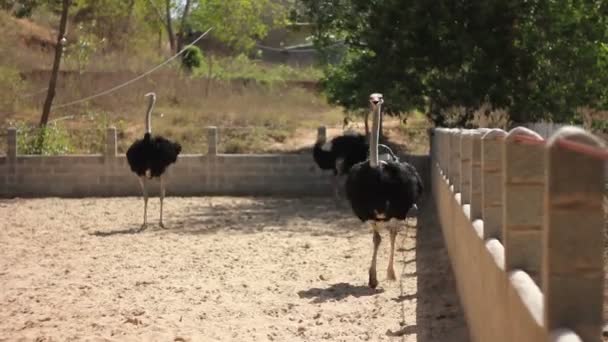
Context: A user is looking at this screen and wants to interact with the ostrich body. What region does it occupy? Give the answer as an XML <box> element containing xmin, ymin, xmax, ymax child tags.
<box><xmin>313</xmin><ymin>132</ymin><xmax>368</xmax><ymax>199</ymax></box>
<box><xmin>126</xmin><ymin>92</ymin><xmax>182</xmax><ymax>230</ymax></box>
<box><xmin>345</xmin><ymin>93</ymin><xmax>423</xmax><ymax>289</ymax></box>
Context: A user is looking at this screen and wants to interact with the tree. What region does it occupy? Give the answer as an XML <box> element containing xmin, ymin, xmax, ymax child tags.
<box><xmin>164</xmin><ymin>0</ymin><xmax>175</xmax><ymax>52</ymax></box>
<box><xmin>189</xmin><ymin>0</ymin><xmax>288</xmax><ymax>51</ymax></box>
<box><xmin>39</xmin><ymin>0</ymin><xmax>70</xmax><ymax>127</ymax></box>
<box><xmin>176</xmin><ymin>0</ymin><xmax>192</xmax><ymax>52</ymax></box>
<box><xmin>302</xmin><ymin>0</ymin><xmax>608</xmax><ymax>126</ymax></box>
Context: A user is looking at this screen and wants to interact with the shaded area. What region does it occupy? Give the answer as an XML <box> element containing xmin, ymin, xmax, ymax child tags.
<box><xmin>90</xmin><ymin>227</ymin><xmax>144</xmax><ymax>236</ymax></box>
<box><xmin>297</xmin><ymin>283</ymin><xmax>384</xmax><ymax>304</ymax></box>
<box><xmin>161</xmin><ymin>197</ymin><xmax>364</xmax><ymax>237</ymax></box>
<box><xmin>411</xmin><ymin>196</ymin><xmax>470</xmax><ymax>342</ymax></box>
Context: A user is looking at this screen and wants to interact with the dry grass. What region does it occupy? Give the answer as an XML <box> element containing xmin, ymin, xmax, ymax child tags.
<box><xmin>1</xmin><ymin>70</ymin><xmax>346</xmax><ymax>154</ymax></box>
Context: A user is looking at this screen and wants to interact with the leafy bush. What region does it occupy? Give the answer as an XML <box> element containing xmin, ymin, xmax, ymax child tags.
<box><xmin>193</xmin><ymin>54</ymin><xmax>322</xmax><ymax>83</ymax></box>
<box><xmin>181</xmin><ymin>46</ymin><xmax>203</xmax><ymax>72</ymax></box>
<box><xmin>10</xmin><ymin>122</ymin><xmax>73</xmax><ymax>155</ymax></box>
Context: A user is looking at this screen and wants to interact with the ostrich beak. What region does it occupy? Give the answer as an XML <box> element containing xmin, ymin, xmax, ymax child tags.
<box><xmin>369</xmin><ymin>93</ymin><xmax>384</xmax><ymax>108</ymax></box>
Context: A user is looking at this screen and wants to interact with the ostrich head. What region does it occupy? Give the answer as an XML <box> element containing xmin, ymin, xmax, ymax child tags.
<box><xmin>369</xmin><ymin>93</ymin><xmax>384</xmax><ymax>109</ymax></box>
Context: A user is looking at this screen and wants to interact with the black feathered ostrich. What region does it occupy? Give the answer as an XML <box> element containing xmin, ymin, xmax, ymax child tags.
<box><xmin>126</xmin><ymin>92</ymin><xmax>182</xmax><ymax>230</ymax></box>
<box><xmin>312</xmin><ymin>132</ymin><xmax>368</xmax><ymax>200</ymax></box>
<box><xmin>345</xmin><ymin>93</ymin><xmax>423</xmax><ymax>289</ymax></box>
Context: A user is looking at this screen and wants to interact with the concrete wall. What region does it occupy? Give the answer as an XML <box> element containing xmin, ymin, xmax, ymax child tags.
<box><xmin>431</xmin><ymin>126</ymin><xmax>606</xmax><ymax>342</ymax></box>
<box><xmin>0</xmin><ymin>127</ymin><xmax>429</xmax><ymax>198</ymax></box>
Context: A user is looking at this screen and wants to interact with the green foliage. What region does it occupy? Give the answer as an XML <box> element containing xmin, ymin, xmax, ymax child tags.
<box><xmin>190</xmin><ymin>0</ymin><xmax>288</xmax><ymax>51</ymax></box>
<box><xmin>193</xmin><ymin>54</ymin><xmax>322</xmax><ymax>82</ymax></box>
<box><xmin>302</xmin><ymin>0</ymin><xmax>608</xmax><ymax>125</ymax></box>
<box><xmin>0</xmin><ymin>65</ymin><xmax>25</xmax><ymax>112</ymax></box>
<box><xmin>10</xmin><ymin>121</ymin><xmax>73</xmax><ymax>155</ymax></box>
<box><xmin>64</xmin><ymin>22</ymin><xmax>106</xmax><ymax>73</ymax></box>
<box><xmin>181</xmin><ymin>45</ymin><xmax>203</xmax><ymax>71</ymax></box>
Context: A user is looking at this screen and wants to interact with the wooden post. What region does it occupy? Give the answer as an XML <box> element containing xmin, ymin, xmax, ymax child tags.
<box><xmin>470</xmin><ymin>129</ymin><xmax>489</xmax><ymax>220</ymax></box>
<box><xmin>7</xmin><ymin>127</ymin><xmax>17</xmax><ymax>160</ymax></box>
<box><xmin>317</xmin><ymin>126</ymin><xmax>327</xmax><ymax>142</ymax></box>
<box><xmin>207</xmin><ymin>126</ymin><xmax>218</xmax><ymax>155</ymax></box>
<box><xmin>449</xmin><ymin>129</ymin><xmax>462</xmax><ymax>190</ymax></box>
<box><xmin>503</xmin><ymin>127</ymin><xmax>545</xmax><ymax>285</ymax></box>
<box><xmin>105</xmin><ymin>127</ymin><xmax>117</xmax><ymax>159</ymax></box>
<box><xmin>481</xmin><ymin>129</ymin><xmax>507</xmax><ymax>240</ymax></box>
<box><xmin>543</xmin><ymin>126</ymin><xmax>606</xmax><ymax>342</ymax></box>
<box><xmin>460</xmin><ymin>130</ymin><xmax>474</xmax><ymax>205</ymax></box>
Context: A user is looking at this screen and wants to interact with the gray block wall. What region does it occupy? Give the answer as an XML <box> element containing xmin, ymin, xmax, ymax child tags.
<box><xmin>0</xmin><ymin>127</ymin><xmax>429</xmax><ymax>198</ymax></box>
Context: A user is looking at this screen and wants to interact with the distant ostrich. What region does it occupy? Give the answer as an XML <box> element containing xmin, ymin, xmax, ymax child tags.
<box><xmin>312</xmin><ymin>132</ymin><xmax>368</xmax><ymax>200</ymax></box>
<box><xmin>126</xmin><ymin>92</ymin><xmax>182</xmax><ymax>230</ymax></box>
<box><xmin>345</xmin><ymin>93</ymin><xmax>423</xmax><ymax>289</ymax></box>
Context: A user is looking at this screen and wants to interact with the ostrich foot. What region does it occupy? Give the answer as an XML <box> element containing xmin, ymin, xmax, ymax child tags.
<box><xmin>137</xmin><ymin>223</ymin><xmax>148</xmax><ymax>232</ymax></box>
<box><xmin>159</xmin><ymin>222</ymin><xmax>168</xmax><ymax>229</ymax></box>
<box><xmin>387</xmin><ymin>267</ymin><xmax>397</xmax><ymax>281</ymax></box>
<box><xmin>368</xmin><ymin>269</ymin><xmax>379</xmax><ymax>289</ymax></box>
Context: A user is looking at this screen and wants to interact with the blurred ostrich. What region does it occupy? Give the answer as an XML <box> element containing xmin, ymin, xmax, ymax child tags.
<box><xmin>312</xmin><ymin>131</ymin><xmax>368</xmax><ymax>200</ymax></box>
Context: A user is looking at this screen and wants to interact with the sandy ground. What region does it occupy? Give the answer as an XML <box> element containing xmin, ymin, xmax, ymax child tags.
<box><xmin>0</xmin><ymin>196</ymin><xmax>468</xmax><ymax>342</ymax></box>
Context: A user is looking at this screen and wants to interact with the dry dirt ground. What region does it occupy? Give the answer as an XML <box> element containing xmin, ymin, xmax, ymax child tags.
<box><xmin>0</xmin><ymin>196</ymin><xmax>468</xmax><ymax>342</ymax></box>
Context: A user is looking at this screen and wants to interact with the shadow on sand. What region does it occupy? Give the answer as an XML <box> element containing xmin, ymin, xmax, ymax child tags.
<box><xmin>89</xmin><ymin>227</ymin><xmax>145</xmax><ymax>236</ymax></box>
<box><xmin>399</xmin><ymin>196</ymin><xmax>470</xmax><ymax>342</ymax></box>
<box><xmin>297</xmin><ymin>282</ymin><xmax>384</xmax><ymax>304</ymax></box>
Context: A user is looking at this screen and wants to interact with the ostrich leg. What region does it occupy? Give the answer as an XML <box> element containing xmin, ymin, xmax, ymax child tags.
<box><xmin>332</xmin><ymin>175</ymin><xmax>340</xmax><ymax>201</ymax></box>
<box><xmin>387</xmin><ymin>226</ymin><xmax>398</xmax><ymax>280</ymax></box>
<box><xmin>138</xmin><ymin>176</ymin><xmax>148</xmax><ymax>231</ymax></box>
<box><xmin>368</xmin><ymin>222</ymin><xmax>382</xmax><ymax>288</ymax></box>
<box><xmin>159</xmin><ymin>175</ymin><xmax>167</xmax><ymax>229</ymax></box>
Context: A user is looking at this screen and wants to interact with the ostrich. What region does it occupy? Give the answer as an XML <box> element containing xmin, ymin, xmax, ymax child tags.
<box><xmin>312</xmin><ymin>132</ymin><xmax>368</xmax><ymax>200</ymax></box>
<box><xmin>126</xmin><ymin>92</ymin><xmax>182</xmax><ymax>230</ymax></box>
<box><xmin>345</xmin><ymin>93</ymin><xmax>423</xmax><ymax>289</ymax></box>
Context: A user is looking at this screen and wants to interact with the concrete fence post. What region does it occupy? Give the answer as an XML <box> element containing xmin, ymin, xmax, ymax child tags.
<box><xmin>449</xmin><ymin>129</ymin><xmax>461</xmax><ymax>190</ymax></box>
<box><xmin>428</xmin><ymin>128</ymin><xmax>436</xmax><ymax>166</ymax></box>
<box><xmin>105</xmin><ymin>127</ymin><xmax>117</xmax><ymax>159</ymax></box>
<box><xmin>207</xmin><ymin>126</ymin><xmax>218</xmax><ymax>156</ymax></box>
<box><xmin>543</xmin><ymin>127</ymin><xmax>606</xmax><ymax>342</ymax></box>
<box><xmin>442</xmin><ymin>129</ymin><xmax>449</xmax><ymax>174</ymax></box>
<box><xmin>470</xmin><ymin>129</ymin><xmax>488</xmax><ymax>220</ymax></box>
<box><xmin>437</xmin><ymin>129</ymin><xmax>446</xmax><ymax>174</ymax></box>
<box><xmin>460</xmin><ymin>130</ymin><xmax>473</xmax><ymax>205</ymax></box>
<box><xmin>481</xmin><ymin>129</ymin><xmax>507</xmax><ymax>240</ymax></box>
<box><xmin>7</xmin><ymin>127</ymin><xmax>17</xmax><ymax>160</ymax></box>
<box><xmin>317</xmin><ymin>126</ymin><xmax>327</xmax><ymax>143</ymax></box>
<box><xmin>503</xmin><ymin>127</ymin><xmax>545</xmax><ymax>285</ymax></box>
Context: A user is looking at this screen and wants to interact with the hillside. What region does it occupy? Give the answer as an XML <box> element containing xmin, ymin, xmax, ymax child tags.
<box><xmin>0</xmin><ymin>11</ymin><xmax>429</xmax><ymax>156</ymax></box>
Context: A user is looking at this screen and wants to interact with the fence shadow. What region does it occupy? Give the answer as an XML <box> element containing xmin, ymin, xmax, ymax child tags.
<box><xmin>411</xmin><ymin>196</ymin><xmax>470</xmax><ymax>342</ymax></box>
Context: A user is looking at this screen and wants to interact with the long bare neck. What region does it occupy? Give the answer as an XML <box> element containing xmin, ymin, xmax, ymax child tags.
<box><xmin>369</xmin><ymin>104</ymin><xmax>381</xmax><ymax>168</ymax></box>
<box><xmin>145</xmin><ymin>95</ymin><xmax>156</xmax><ymax>134</ymax></box>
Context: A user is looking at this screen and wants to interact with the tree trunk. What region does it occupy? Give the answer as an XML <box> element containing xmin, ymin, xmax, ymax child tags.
<box><xmin>124</xmin><ymin>0</ymin><xmax>136</xmax><ymax>35</ymax></box>
<box><xmin>164</xmin><ymin>0</ymin><xmax>176</xmax><ymax>52</ymax></box>
<box><xmin>176</xmin><ymin>0</ymin><xmax>192</xmax><ymax>52</ymax></box>
<box><xmin>40</xmin><ymin>0</ymin><xmax>70</xmax><ymax>127</ymax></box>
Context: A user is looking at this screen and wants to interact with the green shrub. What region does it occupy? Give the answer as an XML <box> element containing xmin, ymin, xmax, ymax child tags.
<box><xmin>10</xmin><ymin>122</ymin><xmax>73</xmax><ymax>155</ymax></box>
<box><xmin>181</xmin><ymin>46</ymin><xmax>203</xmax><ymax>72</ymax></box>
